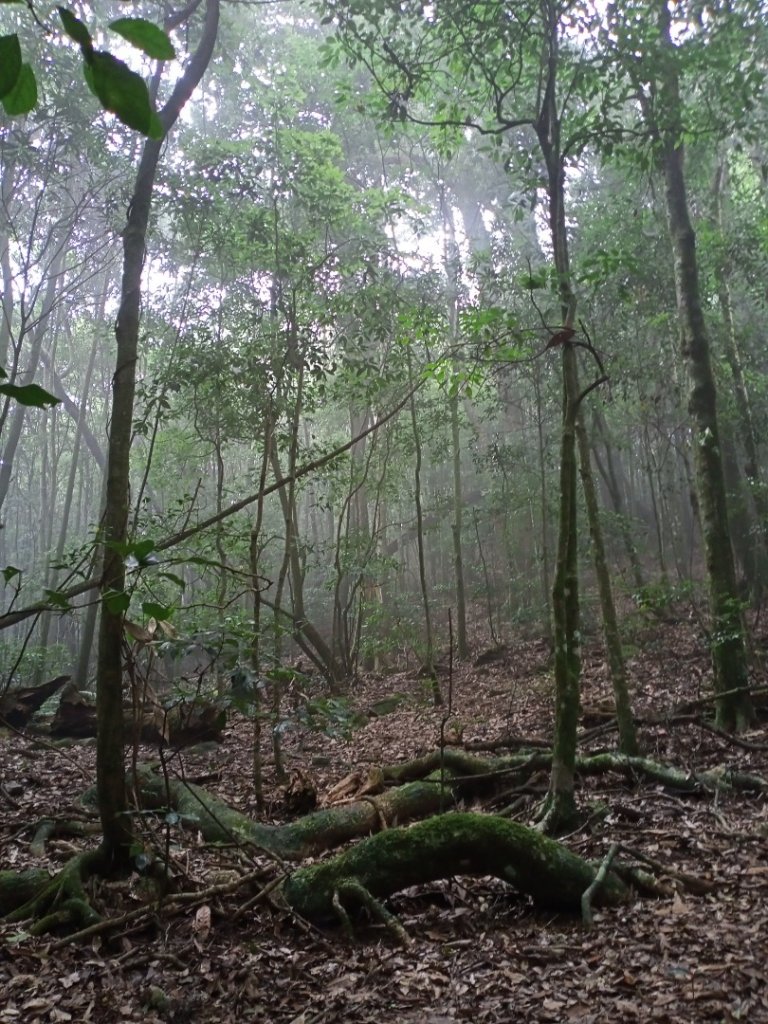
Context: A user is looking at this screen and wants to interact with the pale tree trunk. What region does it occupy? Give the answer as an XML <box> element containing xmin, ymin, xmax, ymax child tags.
<box><xmin>35</xmin><ymin>279</ymin><xmax>108</xmax><ymax>683</ymax></box>
<box><xmin>441</xmin><ymin>192</ymin><xmax>469</xmax><ymax>659</ymax></box>
<box><xmin>449</xmin><ymin>392</ymin><xmax>469</xmax><ymax>658</ymax></box>
<box><xmin>95</xmin><ymin>0</ymin><xmax>220</xmax><ymax>870</ymax></box>
<box><xmin>250</xmin><ymin>418</ymin><xmax>273</xmax><ymax>807</ymax></box>
<box><xmin>0</xmin><ymin>147</ymin><xmax>17</xmax><ymax>371</ymax></box>
<box><xmin>653</xmin><ymin>0</ymin><xmax>753</xmax><ymax>732</ymax></box>
<box><xmin>407</xmin><ymin>348</ymin><xmax>441</xmax><ymax>706</ymax></box>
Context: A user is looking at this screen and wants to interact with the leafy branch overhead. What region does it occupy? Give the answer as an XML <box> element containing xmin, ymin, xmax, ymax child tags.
<box><xmin>0</xmin><ymin>6</ymin><xmax>175</xmax><ymax>135</ymax></box>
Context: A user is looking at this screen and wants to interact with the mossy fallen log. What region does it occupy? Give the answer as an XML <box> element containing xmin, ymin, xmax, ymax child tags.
<box><xmin>283</xmin><ymin>811</ymin><xmax>629</xmax><ymax>924</ymax></box>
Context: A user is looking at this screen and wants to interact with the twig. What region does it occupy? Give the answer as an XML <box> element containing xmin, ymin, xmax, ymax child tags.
<box><xmin>581</xmin><ymin>842</ymin><xmax>619</xmax><ymax>927</ymax></box>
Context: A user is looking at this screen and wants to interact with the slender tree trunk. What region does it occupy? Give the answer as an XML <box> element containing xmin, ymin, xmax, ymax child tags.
<box><xmin>35</xmin><ymin>281</ymin><xmax>107</xmax><ymax>684</ymax></box>
<box><xmin>533</xmin><ymin>368</ymin><xmax>553</xmax><ymax>645</ymax></box>
<box><xmin>654</xmin><ymin>0</ymin><xmax>753</xmax><ymax>731</ymax></box>
<box><xmin>441</xmin><ymin>193</ymin><xmax>469</xmax><ymax>659</ymax></box>
<box><xmin>407</xmin><ymin>350</ymin><xmax>441</xmax><ymax>705</ymax></box>
<box><xmin>536</xmin><ymin>5</ymin><xmax>580</xmax><ymax>831</ymax></box>
<box><xmin>577</xmin><ymin>419</ymin><xmax>638</xmax><ymax>754</ymax></box>
<box><xmin>449</xmin><ymin>391</ymin><xmax>469</xmax><ymax>659</ymax></box>
<box><xmin>95</xmin><ymin>0</ymin><xmax>220</xmax><ymax>870</ymax></box>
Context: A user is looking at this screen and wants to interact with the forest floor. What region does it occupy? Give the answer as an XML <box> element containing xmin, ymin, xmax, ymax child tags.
<box><xmin>1</xmin><ymin>613</ymin><xmax>767</xmax><ymax>1023</ymax></box>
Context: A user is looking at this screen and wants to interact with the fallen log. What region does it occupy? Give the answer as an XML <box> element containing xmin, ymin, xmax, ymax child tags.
<box><xmin>51</xmin><ymin>683</ymin><xmax>225</xmax><ymax>747</ymax></box>
<box><xmin>0</xmin><ymin>675</ymin><xmax>70</xmax><ymax>728</ymax></box>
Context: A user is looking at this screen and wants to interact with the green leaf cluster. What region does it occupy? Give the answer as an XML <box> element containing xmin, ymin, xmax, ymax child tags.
<box><xmin>1</xmin><ymin>7</ymin><xmax>175</xmax><ymax>137</ymax></box>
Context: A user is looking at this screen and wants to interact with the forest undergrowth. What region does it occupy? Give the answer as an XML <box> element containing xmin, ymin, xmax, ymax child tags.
<box><xmin>1</xmin><ymin>617</ymin><xmax>767</xmax><ymax>1023</ymax></box>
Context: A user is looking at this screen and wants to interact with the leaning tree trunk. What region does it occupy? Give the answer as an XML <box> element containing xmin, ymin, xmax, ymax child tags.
<box><xmin>95</xmin><ymin>0</ymin><xmax>221</xmax><ymax>870</ymax></box>
<box><xmin>654</xmin><ymin>0</ymin><xmax>753</xmax><ymax>732</ymax></box>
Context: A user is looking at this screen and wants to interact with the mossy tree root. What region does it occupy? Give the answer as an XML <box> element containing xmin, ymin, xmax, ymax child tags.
<box><xmin>133</xmin><ymin>767</ymin><xmax>460</xmax><ymax>860</ymax></box>
<box><xmin>282</xmin><ymin>811</ymin><xmax>628</xmax><ymax>928</ymax></box>
<box><xmin>1</xmin><ymin>851</ymin><xmax>103</xmax><ymax>935</ymax></box>
<box><xmin>383</xmin><ymin>749</ymin><xmax>768</xmax><ymax>794</ymax></box>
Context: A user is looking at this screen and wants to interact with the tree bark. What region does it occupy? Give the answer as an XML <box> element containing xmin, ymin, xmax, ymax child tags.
<box><xmin>95</xmin><ymin>0</ymin><xmax>221</xmax><ymax>870</ymax></box>
<box><xmin>653</xmin><ymin>0</ymin><xmax>753</xmax><ymax>731</ymax></box>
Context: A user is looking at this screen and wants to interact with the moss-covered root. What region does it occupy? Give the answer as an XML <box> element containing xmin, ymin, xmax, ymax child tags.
<box><xmin>133</xmin><ymin>767</ymin><xmax>453</xmax><ymax>861</ymax></box>
<box><xmin>283</xmin><ymin>811</ymin><xmax>629</xmax><ymax>926</ymax></box>
<box><xmin>1</xmin><ymin>852</ymin><xmax>102</xmax><ymax>935</ymax></box>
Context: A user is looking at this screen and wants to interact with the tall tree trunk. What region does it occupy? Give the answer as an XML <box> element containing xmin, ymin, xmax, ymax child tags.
<box><xmin>653</xmin><ymin>0</ymin><xmax>753</xmax><ymax>732</ymax></box>
<box><xmin>577</xmin><ymin>419</ymin><xmax>638</xmax><ymax>755</ymax></box>
<box><xmin>536</xmin><ymin>4</ymin><xmax>580</xmax><ymax>832</ymax></box>
<box><xmin>449</xmin><ymin>391</ymin><xmax>469</xmax><ymax>658</ymax></box>
<box><xmin>441</xmin><ymin>191</ymin><xmax>469</xmax><ymax>659</ymax></box>
<box><xmin>407</xmin><ymin>349</ymin><xmax>441</xmax><ymax>706</ymax></box>
<box><xmin>95</xmin><ymin>0</ymin><xmax>220</xmax><ymax>870</ymax></box>
<box><xmin>712</xmin><ymin>159</ymin><xmax>768</xmax><ymax>585</ymax></box>
<box><xmin>35</xmin><ymin>280</ymin><xmax>108</xmax><ymax>683</ymax></box>
<box><xmin>533</xmin><ymin>367</ymin><xmax>553</xmax><ymax>645</ymax></box>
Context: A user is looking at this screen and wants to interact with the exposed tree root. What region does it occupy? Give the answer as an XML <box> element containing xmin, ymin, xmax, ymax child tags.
<box><xmin>30</xmin><ymin>817</ymin><xmax>100</xmax><ymax>858</ymax></box>
<box><xmin>282</xmin><ymin>812</ymin><xmax>629</xmax><ymax>941</ymax></box>
<box><xmin>132</xmin><ymin>766</ymin><xmax>461</xmax><ymax>860</ymax></box>
<box><xmin>3</xmin><ymin>741</ymin><xmax>728</xmax><ymax>942</ymax></box>
<box><xmin>1</xmin><ymin>850</ymin><xmax>103</xmax><ymax>935</ymax></box>
<box><xmin>382</xmin><ymin>749</ymin><xmax>768</xmax><ymax>794</ymax></box>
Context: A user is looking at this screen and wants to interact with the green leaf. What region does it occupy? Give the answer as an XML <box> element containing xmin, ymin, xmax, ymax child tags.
<box><xmin>106</xmin><ymin>537</ymin><xmax>156</xmax><ymax>561</ymax></box>
<box><xmin>43</xmin><ymin>588</ymin><xmax>72</xmax><ymax>611</ymax></box>
<box><xmin>1</xmin><ymin>63</ymin><xmax>36</xmax><ymax>115</ymax></box>
<box><xmin>103</xmin><ymin>588</ymin><xmax>131</xmax><ymax>615</ymax></box>
<box><xmin>0</xmin><ymin>34</ymin><xmax>21</xmax><ymax>99</ymax></box>
<box><xmin>0</xmin><ymin>382</ymin><xmax>58</xmax><ymax>407</ymax></box>
<box><xmin>109</xmin><ymin>18</ymin><xmax>175</xmax><ymax>60</ymax></box>
<box><xmin>133</xmin><ymin>538</ymin><xmax>156</xmax><ymax>561</ymax></box>
<box><xmin>2</xmin><ymin>565</ymin><xmax>20</xmax><ymax>584</ymax></box>
<box><xmin>142</xmin><ymin>601</ymin><xmax>172</xmax><ymax>621</ymax></box>
<box><xmin>58</xmin><ymin>6</ymin><xmax>92</xmax><ymax>49</ymax></box>
<box><xmin>84</xmin><ymin>50</ymin><xmax>162</xmax><ymax>138</ymax></box>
